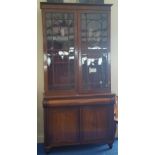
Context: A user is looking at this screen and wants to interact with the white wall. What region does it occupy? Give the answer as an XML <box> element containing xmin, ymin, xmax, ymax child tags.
<box><xmin>37</xmin><ymin>0</ymin><xmax>118</xmax><ymax>143</ymax></box>
<box><xmin>37</xmin><ymin>0</ymin><xmax>46</xmax><ymax>143</ymax></box>
<box><xmin>105</xmin><ymin>0</ymin><xmax>118</xmax><ymax>95</ymax></box>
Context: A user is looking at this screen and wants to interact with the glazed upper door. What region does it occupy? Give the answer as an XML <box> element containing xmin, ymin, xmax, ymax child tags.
<box><xmin>43</xmin><ymin>11</ymin><xmax>77</xmax><ymax>93</ymax></box>
<box><xmin>78</xmin><ymin>11</ymin><xmax>111</xmax><ymax>93</ymax></box>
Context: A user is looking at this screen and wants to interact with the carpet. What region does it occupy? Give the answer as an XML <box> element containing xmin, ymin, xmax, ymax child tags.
<box><xmin>37</xmin><ymin>139</ymin><xmax>118</xmax><ymax>155</ymax></box>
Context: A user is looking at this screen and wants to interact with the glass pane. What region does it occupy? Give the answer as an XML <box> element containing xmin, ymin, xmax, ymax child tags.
<box><xmin>81</xmin><ymin>13</ymin><xmax>108</xmax><ymax>52</ymax></box>
<box><xmin>45</xmin><ymin>12</ymin><xmax>75</xmax><ymax>90</ymax></box>
<box><xmin>82</xmin><ymin>53</ymin><xmax>108</xmax><ymax>89</ymax></box>
<box><xmin>80</xmin><ymin>13</ymin><xmax>109</xmax><ymax>90</ymax></box>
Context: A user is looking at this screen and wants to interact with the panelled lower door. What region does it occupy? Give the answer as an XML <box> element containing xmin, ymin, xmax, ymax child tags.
<box><xmin>80</xmin><ymin>105</ymin><xmax>114</xmax><ymax>143</ymax></box>
<box><xmin>46</xmin><ymin>107</ymin><xmax>80</xmax><ymax>146</ymax></box>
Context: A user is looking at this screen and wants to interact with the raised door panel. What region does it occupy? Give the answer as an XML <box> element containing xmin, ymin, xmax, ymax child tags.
<box><xmin>46</xmin><ymin>107</ymin><xmax>80</xmax><ymax>145</ymax></box>
<box><xmin>80</xmin><ymin>105</ymin><xmax>114</xmax><ymax>142</ymax></box>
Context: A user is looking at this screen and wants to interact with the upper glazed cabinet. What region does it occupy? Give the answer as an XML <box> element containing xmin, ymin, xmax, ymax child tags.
<box><xmin>41</xmin><ymin>3</ymin><xmax>111</xmax><ymax>96</ymax></box>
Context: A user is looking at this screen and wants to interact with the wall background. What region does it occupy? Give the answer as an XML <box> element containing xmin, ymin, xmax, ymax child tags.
<box><xmin>37</xmin><ymin>0</ymin><xmax>118</xmax><ymax>143</ymax></box>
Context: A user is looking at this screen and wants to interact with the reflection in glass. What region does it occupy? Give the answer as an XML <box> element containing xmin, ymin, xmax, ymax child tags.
<box><xmin>82</xmin><ymin>53</ymin><xmax>108</xmax><ymax>89</ymax></box>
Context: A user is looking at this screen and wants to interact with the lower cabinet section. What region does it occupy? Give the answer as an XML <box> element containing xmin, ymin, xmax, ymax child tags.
<box><xmin>45</xmin><ymin>107</ymin><xmax>80</xmax><ymax>146</ymax></box>
<box><xmin>81</xmin><ymin>105</ymin><xmax>114</xmax><ymax>142</ymax></box>
<box><xmin>43</xmin><ymin>96</ymin><xmax>115</xmax><ymax>152</ymax></box>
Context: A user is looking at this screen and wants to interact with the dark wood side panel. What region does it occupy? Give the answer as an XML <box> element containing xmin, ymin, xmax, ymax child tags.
<box><xmin>45</xmin><ymin>107</ymin><xmax>80</xmax><ymax>146</ymax></box>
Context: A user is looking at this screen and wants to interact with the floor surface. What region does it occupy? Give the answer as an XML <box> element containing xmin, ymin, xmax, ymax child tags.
<box><xmin>37</xmin><ymin>139</ymin><xmax>118</xmax><ymax>155</ymax></box>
